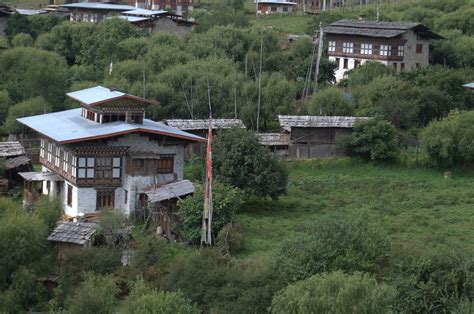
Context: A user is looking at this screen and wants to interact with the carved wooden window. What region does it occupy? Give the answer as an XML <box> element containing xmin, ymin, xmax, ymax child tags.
<box><xmin>55</xmin><ymin>147</ymin><xmax>61</xmax><ymax>168</ymax></box>
<box><xmin>158</xmin><ymin>155</ymin><xmax>174</xmax><ymax>174</ymax></box>
<box><xmin>133</xmin><ymin>159</ymin><xmax>145</xmax><ymax>175</ymax></box>
<box><xmin>72</xmin><ymin>157</ymin><xmax>77</xmax><ymax>178</ymax></box>
<box><xmin>113</xmin><ymin>157</ymin><xmax>121</xmax><ymax>178</ymax></box>
<box><xmin>397</xmin><ymin>45</ymin><xmax>404</xmax><ymax>57</ymax></box>
<box><xmin>328</xmin><ymin>41</ymin><xmax>336</xmax><ymax>52</ymax></box>
<box><xmin>97</xmin><ymin>189</ymin><xmax>115</xmax><ymax>209</ymax></box>
<box><xmin>361</xmin><ymin>43</ymin><xmax>372</xmax><ymax>55</ymax></box>
<box><xmin>380</xmin><ymin>45</ymin><xmax>391</xmax><ymax>56</ymax></box>
<box><xmin>40</xmin><ymin>139</ymin><xmax>45</xmax><ymax>158</ymax></box>
<box><xmin>131</xmin><ymin>113</ymin><xmax>144</xmax><ymax>124</ymax></box>
<box><xmin>67</xmin><ymin>184</ymin><xmax>73</xmax><ymax>207</ymax></box>
<box><xmin>63</xmin><ymin>151</ymin><xmax>68</xmax><ymax>172</ymax></box>
<box><xmin>96</xmin><ymin>157</ymin><xmax>112</xmax><ymax>178</ymax></box>
<box><xmin>342</xmin><ymin>42</ymin><xmax>353</xmax><ymax>53</ymax></box>
<box><xmin>78</xmin><ymin>157</ymin><xmax>95</xmax><ymax>178</ymax></box>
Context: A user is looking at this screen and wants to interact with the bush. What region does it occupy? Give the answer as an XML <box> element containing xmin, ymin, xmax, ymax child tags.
<box><xmin>276</xmin><ymin>213</ymin><xmax>390</xmax><ymax>282</ymax></box>
<box><xmin>305</xmin><ymin>87</ymin><xmax>353</xmax><ymax>116</ymax></box>
<box><xmin>271</xmin><ymin>271</ymin><xmax>396</xmax><ymax>314</ymax></box>
<box><xmin>175</xmin><ymin>181</ymin><xmax>243</xmax><ymax>244</ymax></box>
<box><xmin>347</xmin><ymin>61</ymin><xmax>394</xmax><ymax>88</ymax></box>
<box><xmin>67</xmin><ymin>274</ymin><xmax>118</xmax><ymax>314</ymax></box>
<box><xmin>33</xmin><ymin>197</ymin><xmax>62</xmax><ymax>231</ymax></box>
<box><xmin>214</xmin><ymin>128</ymin><xmax>288</xmax><ymax>199</ymax></box>
<box><xmin>11</xmin><ymin>33</ymin><xmax>33</xmax><ymax>47</ymax></box>
<box><xmin>216</xmin><ymin>222</ymin><xmax>244</xmax><ymax>256</ymax></box>
<box><xmin>345</xmin><ymin>118</ymin><xmax>399</xmax><ymax>161</ymax></box>
<box><xmin>129</xmin><ymin>291</ymin><xmax>200</xmax><ymax>314</ymax></box>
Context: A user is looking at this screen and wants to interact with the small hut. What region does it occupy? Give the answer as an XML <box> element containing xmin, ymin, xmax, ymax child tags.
<box><xmin>0</xmin><ymin>141</ymin><xmax>33</xmax><ymax>189</ymax></box>
<box><xmin>165</xmin><ymin>119</ymin><xmax>246</xmax><ymax>159</ymax></box>
<box><xmin>277</xmin><ymin>115</ymin><xmax>370</xmax><ymax>158</ymax></box>
<box><xmin>47</xmin><ymin>221</ymin><xmax>99</xmax><ymax>259</ymax></box>
<box><xmin>257</xmin><ymin>133</ymin><xmax>290</xmax><ymax>158</ymax></box>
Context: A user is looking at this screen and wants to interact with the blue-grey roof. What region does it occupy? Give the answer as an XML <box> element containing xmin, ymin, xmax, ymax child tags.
<box><xmin>122</xmin><ymin>8</ymin><xmax>167</xmax><ymax>16</ymax></box>
<box><xmin>17</xmin><ymin>109</ymin><xmax>205</xmax><ymax>144</ymax></box>
<box><xmin>463</xmin><ymin>82</ymin><xmax>474</xmax><ymax>89</ymax></box>
<box><xmin>16</xmin><ymin>9</ymin><xmax>47</xmax><ymax>15</ymax></box>
<box><xmin>61</xmin><ymin>2</ymin><xmax>136</xmax><ymax>11</ymax></box>
<box><xmin>115</xmin><ymin>15</ymin><xmax>151</xmax><ymax>23</ymax></box>
<box><xmin>255</xmin><ymin>0</ymin><xmax>297</xmax><ymax>4</ymax></box>
<box><xmin>67</xmin><ymin>86</ymin><xmax>125</xmax><ymax>105</ymax></box>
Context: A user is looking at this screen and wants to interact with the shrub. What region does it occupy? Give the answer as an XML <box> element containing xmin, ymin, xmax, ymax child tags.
<box><xmin>216</xmin><ymin>222</ymin><xmax>244</xmax><ymax>256</ymax></box>
<box><xmin>11</xmin><ymin>33</ymin><xmax>33</xmax><ymax>47</ymax></box>
<box><xmin>345</xmin><ymin>118</ymin><xmax>399</xmax><ymax>161</ymax></box>
<box><xmin>347</xmin><ymin>61</ymin><xmax>394</xmax><ymax>88</ymax></box>
<box><xmin>271</xmin><ymin>271</ymin><xmax>396</xmax><ymax>314</ymax></box>
<box><xmin>276</xmin><ymin>213</ymin><xmax>390</xmax><ymax>282</ymax></box>
<box><xmin>214</xmin><ymin>128</ymin><xmax>288</xmax><ymax>199</ymax></box>
<box><xmin>305</xmin><ymin>87</ymin><xmax>353</xmax><ymax>116</ymax></box>
<box><xmin>33</xmin><ymin>197</ymin><xmax>62</xmax><ymax>231</ymax></box>
<box><xmin>130</xmin><ymin>291</ymin><xmax>200</xmax><ymax>314</ymax></box>
<box><xmin>175</xmin><ymin>181</ymin><xmax>243</xmax><ymax>244</ymax></box>
<box><xmin>67</xmin><ymin>273</ymin><xmax>118</xmax><ymax>314</ymax></box>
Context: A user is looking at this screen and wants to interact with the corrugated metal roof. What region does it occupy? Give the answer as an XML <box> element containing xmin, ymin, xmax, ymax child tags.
<box><xmin>61</xmin><ymin>2</ymin><xmax>136</xmax><ymax>11</ymax></box>
<box><xmin>4</xmin><ymin>156</ymin><xmax>31</xmax><ymax>170</ymax></box>
<box><xmin>0</xmin><ymin>141</ymin><xmax>25</xmax><ymax>157</ymax></box>
<box><xmin>146</xmin><ymin>180</ymin><xmax>195</xmax><ymax>203</ymax></box>
<box><xmin>257</xmin><ymin>133</ymin><xmax>290</xmax><ymax>146</ymax></box>
<box><xmin>324</xmin><ymin>25</ymin><xmax>406</xmax><ymax>38</ymax></box>
<box><xmin>331</xmin><ymin>19</ymin><xmax>420</xmax><ymax>30</ymax></box>
<box><xmin>16</xmin><ymin>9</ymin><xmax>47</xmax><ymax>15</ymax></box>
<box><xmin>255</xmin><ymin>0</ymin><xmax>297</xmax><ymax>4</ymax></box>
<box><xmin>48</xmin><ymin>221</ymin><xmax>98</xmax><ymax>245</ymax></box>
<box><xmin>463</xmin><ymin>82</ymin><xmax>474</xmax><ymax>89</ymax></box>
<box><xmin>122</xmin><ymin>8</ymin><xmax>167</xmax><ymax>16</ymax></box>
<box><xmin>278</xmin><ymin>115</ymin><xmax>370</xmax><ymax>130</ymax></box>
<box><xmin>19</xmin><ymin>171</ymin><xmax>63</xmax><ymax>181</ymax></box>
<box><xmin>66</xmin><ymin>86</ymin><xmax>125</xmax><ymax>105</ymax></box>
<box><xmin>114</xmin><ymin>15</ymin><xmax>151</xmax><ymax>22</ymax></box>
<box><xmin>165</xmin><ymin>119</ymin><xmax>246</xmax><ymax>131</ymax></box>
<box><xmin>17</xmin><ymin>109</ymin><xmax>205</xmax><ymax>144</ymax></box>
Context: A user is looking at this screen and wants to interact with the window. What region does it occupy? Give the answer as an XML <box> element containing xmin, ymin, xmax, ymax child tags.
<box><xmin>63</xmin><ymin>151</ymin><xmax>68</xmax><ymax>172</ymax></box>
<box><xmin>328</xmin><ymin>41</ymin><xmax>336</xmax><ymax>52</ymax></box>
<box><xmin>86</xmin><ymin>110</ymin><xmax>95</xmax><ymax>121</ymax></box>
<box><xmin>335</xmin><ymin>58</ymin><xmax>340</xmax><ymax>68</ymax></box>
<box><xmin>102</xmin><ymin>114</ymin><xmax>126</xmax><ymax>123</ymax></box>
<box><xmin>158</xmin><ymin>156</ymin><xmax>174</xmax><ymax>174</ymax></box>
<box><xmin>343</xmin><ymin>58</ymin><xmax>348</xmax><ymax>69</ymax></box>
<box><xmin>55</xmin><ymin>147</ymin><xmax>61</xmax><ymax>168</ymax></box>
<box><xmin>416</xmin><ymin>44</ymin><xmax>423</xmax><ymax>54</ymax></box>
<box><xmin>124</xmin><ymin>190</ymin><xmax>128</xmax><ymax>204</ymax></box>
<box><xmin>97</xmin><ymin>190</ymin><xmax>115</xmax><ymax>209</ymax></box>
<box><xmin>360</xmin><ymin>43</ymin><xmax>372</xmax><ymax>55</ymax></box>
<box><xmin>78</xmin><ymin>157</ymin><xmax>95</xmax><ymax>178</ymax></box>
<box><xmin>67</xmin><ymin>184</ymin><xmax>73</xmax><ymax>207</ymax></box>
<box><xmin>400</xmin><ymin>63</ymin><xmax>405</xmax><ymax>71</ymax></box>
<box><xmin>133</xmin><ymin>159</ymin><xmax>145</xmax><ymax>173</ymax></box>
<box><xmin>46</xmin><ymin>181</ymin><xmax>51</xmax><ymax>194</ymax></box>
<box><xmin>113</xmin><ymin>157</ymin><xmax>121</xmax><ymax>178</ymax></box>
<box><xmin>138</xmin><ymin>193</ymin><xmax>148</xmax><ymax>209</ymax></box>
<box><xmin>380</xmin><ymin>45</ymin><xmax>391</xmax><ymax>56</ymax></box>
<box><xmin>40</xmin><ymin>139</ymin><xmax>45</xmax><ymax>158</ymax></box>
<box><xmin>131</xmin><ymin>114</ymin><xmax>143</xmax><ymax>124</ymax></box>
<box><xmin>72</xmin><ymin>157</ymin><xmax>77</xmax><ymax>178</ymax></box>
<box><xmin>94</xmin><ymin>157</ymin><xmax>121</xmax><ymax>179</ymax></box>
<box><xmin>354</xmin><ymin>59</ymin><xmax>361</xmax><ymax>68</ymax></box>
<box><xmin>397</xmin><ymin>45</ymin><xmax>404</xmax><ymax>57</ymax></box>
<box><xmin>342</xmin><ymin>42</ymin><xmax>353</xmax><ymax>53</ymax></box>
<box><xmin>47</xmin><ymin>143</ymin><xmax>53</xmax><ymax>163</ymax></box>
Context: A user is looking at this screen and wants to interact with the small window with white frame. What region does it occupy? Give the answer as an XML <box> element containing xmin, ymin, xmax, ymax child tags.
<box><xmin>361</xmin><ymin>43</ymin><xmax>372</xmax><ymax>55</ymax></box>
<box><xmin>397</xmin><ymin>45</ymin><xmax>404</xmax><ymax>57</ymax></box>
<box><xmin>72</xmin><ymin>157</ymin><xmax>77</xmax><ymax>178</ymax></box>
<box><xmin>112</xmin><ymin>157</ymin><xmax>121</xmax><ymax>178</ymax></box>
<box><xmin>63</xmin><ymin>151</ymin><xmax>68</xmax><ymax>172</ymax></box>
<box><xmin>40</xmin><ymin>139</ymin><xmax>45</xmax><ymax>158</ymax></box>
<box><xmin>380</xmin><ymin>45</ymin><xmax>391</xmax><ymax>56</ymax></box>
<box><xmin>55</xmin><ymin>147</ymin><xmax>61</xmax><ymax>168</ymax></box>
<box><xmin>47</xmin><ymin>143</ymin><xmax>53</xmax><ymax>163</ymax></box>
<box><xmin>342</xmin><ymin>42</ymin><xmax>353</xmax><ymax>53</ymax></box>
<box><xmin>328</xmin><ymin>41</ymin><xmax>336</xmax><ymax>52</ymax></box>
<box><xmin>78</xmin><ymin>157</ymin><xmax>95</xmax><ymax>178</ymax></box>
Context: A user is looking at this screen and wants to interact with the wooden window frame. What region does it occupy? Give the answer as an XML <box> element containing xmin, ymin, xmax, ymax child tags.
<box><xmin>360</xmin><ymin>43</ymin><xmax>372</xmax><ymax>55</ymax></box>
<box><xmin>343</xmin><ymin>58</ymin><xmax>348</xmax><ymax>69</ymax></box>
<box><xmin>328</xmin><ymin>41</ymin><xmax>336</xmax><ymax>52</ymax></box>
<box><xmin>397</xmin><ymin>45</ymin><xmax>404</xmax><ymax>57</ymax></box>
<box><xmin>380</xmin><ymin>44</ymin><xmax>391</xmax><ymax>56</ymax></box>
<box><xmin>67</xmin><ymin>184</ymin><xmax>73</xmax><ymax>207</ymax></box>
<box><xmin>78</xmin><ymin>157</ymin><xmax>95</xmax><ymax>179</ymax></box>
<box><xmin>157</xmin><ymin>155</ymin><xmax>174</xmax><ymax>174</ymax></box>
<box><xmin>416</xmin><ymin>44</ymin><xmax>423</xmax><ymax>54</ymax></box>
<box><xmin>97</xmin><ymin>189</ymin><xmax>115</xmax><ymax>209</ymax></box>
<box><xmin>342</xmin><ymin>42</ymin><xmax>353</xmax><ymax>53</ymax></box>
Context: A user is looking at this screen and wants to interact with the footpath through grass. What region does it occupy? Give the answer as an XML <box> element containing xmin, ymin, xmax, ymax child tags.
<box><xmin>237</xmin><ymin>158</ymin><xmax>474</xmax><ymax>258</ymax></box>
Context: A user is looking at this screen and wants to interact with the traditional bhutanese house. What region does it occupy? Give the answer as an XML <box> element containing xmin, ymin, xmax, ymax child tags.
<box><xmin>17</xmin><ymin>86</ymin><xmax>204</xmax><ymax>218</ymax></box>
<box><xmin>165</xmin><ymin>119</ymin><xmax>246</xmax><ymax>159</ymax></box>
<box><xmin>47</xmin><ymin>221</ymin><xmax>99</xmax><ymax>259</ymax></box>
<box><xmin>257</xmin><ymin>133</ymin><xmax>290</xmax><ymax>158</ymax></box>
<box><xmin>0</xmin><ymin>5</ymin><xmax>13</xmax><ymax>36</ymax></box>
<box><xmin>143</xmin><ymin>179</ymin><xmax>195</xmax><ymax>237</ymax></box>
<box><xmin>128</xmin><ymin>0</ymin><xmax>194</xmax><ymax>17</ymax></box>
<box><xmin>0</xmin><ymin>141</ymin><xmax>32</xmax><ymax>188</ymax></box>
<box><xmin>61</xmin><ymin>2</ymin><xmax>136</xmax><ymax>23</ymax></box>
<box><xmin>255</xmin><ymin>0</ymin><xmax>297</xmax><ymax>14</ymax></box>
<box><xmin>278</xmin><ymin>115</ymin><xmax>369</xmax><ymax>158</ymax></box>
<box><xmin>122</xmin><ymin>8</ymin><xmax>195</xmax><ymax>36</ymax></box>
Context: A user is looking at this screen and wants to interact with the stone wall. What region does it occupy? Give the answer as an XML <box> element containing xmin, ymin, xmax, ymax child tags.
<box><xmin>152</xmin><ymin>18</ymin><xmax>192</xmax><ymax>38</ymax></box>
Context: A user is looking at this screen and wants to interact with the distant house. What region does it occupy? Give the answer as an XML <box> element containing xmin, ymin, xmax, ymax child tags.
<box><xmin>463</xmin><ymin>82</ymin><xmax>474</xmax><ymax>91</ymax></box>
<box><xmin>324</xmin><ymin>19</ymin><xmax>442</xmax><ymax>81</ymax></box>
<box><xmin>0</xmin><ymin>5</ymin><xmax>13</xmax><ymax>36</ymax></box>
<box><xmin>259</xmin><ymin>115</ymin><xmax>369</xmax><ymax>159</ymax></box>
<box><xmin>17</xmin><ymin>86</ymin><xmax>204</xmax><ymax>220</ymax></box>
<box><xmin>128</xmin><ymin>0</ymin><xmax>193</xmax><ymax>17</ymax></box>
<box><xmin>61</xmin><ymin>2</ymin><xmax>137</xmax><ymax>22</ymax></box>
<box><xmin>48</xmin><ymin>221</ymin><xmax>99</xmax><ymax>258</ymax></box>
<box><xmin>165</xmin><ymin>119</ymin><xmax>246</xmax><ymax>159</ymax></box>
<box><xmin>256</xmin><ymin>0</ymin><xmax>297</xmax><ymax>14</ymax></box>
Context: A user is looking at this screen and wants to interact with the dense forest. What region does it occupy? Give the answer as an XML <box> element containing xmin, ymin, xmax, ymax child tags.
<box><xmin>1</xmin><ymin>0</ymin><xmax>474</xmax><ymax>312</ymax></box>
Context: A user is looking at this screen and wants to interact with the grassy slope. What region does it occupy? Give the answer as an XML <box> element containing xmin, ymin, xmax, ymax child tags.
<box><xmin>253</xmin><ymin>13</ymin><xmax>313</xmax><ymax>34</ymax></box>
<box><xmin>237</xmin><ymin>158</ymin><xmax>474</xmax><ymax>259</ymax></box>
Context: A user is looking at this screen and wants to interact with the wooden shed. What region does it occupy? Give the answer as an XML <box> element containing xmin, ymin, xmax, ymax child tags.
<box><xmin>257</xmin><ymin>133</ymin><xmax>290</xmax><ymax>158</ymax></box>
<box><xmin>0</xmin><ymin>141</ymin><xmax>33</xmax><ymax>187</ymax></box>
<box><xmin>277</xmin><ymin>115</ymin><xmax>370</xmax><ymax>159</ymax></box>
<box><xmin>47</xmin><ymin>221</ymin><xmax>99</xmax><ymax>259</ymax></box>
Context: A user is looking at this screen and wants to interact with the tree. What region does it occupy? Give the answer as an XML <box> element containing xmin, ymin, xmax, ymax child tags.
<box><xmin>306</xmin><ymin>87</ymin><xmax>353</xmax><ymax>116</ymax></box>
<box><xmin>345</xmin><ymin>118</ymin><xmax>399</xmax><ymax>161</ymax></box>
<box><xmin>0</xmin><ymin>90</ymin><xmax>12</xmax><ymax>124</ymax></box>
<box><xmin>276</xmin><ymin>213</ymin><xmax>390</xmax><ymax>282</ymax></box>
<box><xmin>67</xmin><ymin>274</ymin><xmax>118</xmax><ymax>314</ymax></box>
<box><xmin>11</xmin><ymin>33</ymin><xmax>33</xmax><ymax>47</ymax></box>
<box><xmin>346</xmin><ymin>61</ymin><xmax>394</xmax><ymax>88</ymax></box>
<box><xmin>214</xmin><ymin>128</ymin><xmax>288</xmax><ymax>198</ymax></box>
<box><xmin>176</xmin><ymin>181</ymin><xmax>243</xmax><ymax>244</ymax></box>
<box><xmin>3</xmin><ymin>97</ymin><xmax>51</xmax><ymax>134</ymax></box>
<box><xmin>127</xmin><ymin>290</ymin><xmax>200</xmax><ymax>314</ymax></box>
<box><xmin>4</xmin><ymin>13</ymin><xmax>31</xmax><ymax>41</ymax></box>
<box><xmin>271</xmin><ymin>271</ymin><xmax>396</xmax><ymax>314</ymax></box>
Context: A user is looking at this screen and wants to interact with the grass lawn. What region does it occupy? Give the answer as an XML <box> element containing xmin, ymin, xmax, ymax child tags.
<box><xmin>236</xmin><ymin>158</ymin><xmax>474</xmax><ymax>259</ymax></box>
<box><xmin>252</xmin><ymin>14</ymin><xmax>313</xmax><ymax>34</ymax></box>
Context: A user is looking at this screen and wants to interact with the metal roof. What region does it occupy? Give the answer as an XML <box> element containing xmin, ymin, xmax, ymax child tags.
<box><xmin>15</xmin><ymin>9</ymin><xmax>48</xmax><ymax>15</ymax></box>
<box><xmin>114</xmin><ymin>15</ymin><xmax>151</xmax><ymax>23</ymax></box>
<box><xmin>324</xmin><ymin>26</ymin><xmax>407</xmax><ymax>38</ymax></box>
<box><xmin>48</xmin><ymin>221</ymin><xmax>99</xmax><ymax>245</ymax></box>
<box><xmin>278</xmin><ymin>115</ymin><xmax>370</xmax><ymax>130</ymax></box>
<box><xmin>331</xmin><ymin>19</ymin><xmax>420</xmax><ymax>30</ymax></box>
<box><xmin>66</xmin><ymin>86</ymin><xmax>158</xmax><ymax>106</ymax></box>
<box><xmin>61</xmin><ymin>2</ymin><xmax>136</xmax><ymax>11</ymax></box>
<box><xmin>165</xmin><ymin>119</ymin><xmax>246</xmax><ymax>131</ymax></box>
<box><xmin>4</xmin><ymin>156</ymin><xmax>31</xmax><ymax>170</ymax></box>
<box><xmin>0</xmin><ymin>141</ymin><xmax>25</xmax><ymax>157</ymax></box>
<box><xmin>146</xmin><ymin>180</ymin><xmax>195</xmax><ymax>203</ymax></box>
<box><xmin>257</xmin><ymin>133</ymin><xmax>290</xmax><ymax>146</ymax></box>
<box><xmin>122</xmin><ymin>8</ymin><xmax>167</xmax><ymax>16</ymax></box>
<box><xmin>255</xmin><ymin>0</ymin><xmax>297</xmax><ymax>4</ymax></box>
<box><xmin>17</xmin><ymin>109</ymin><xmax>205</xmax><ymax>144</ymax></box>
<box><xmin>463</xmin><ymin>82</ymin><xmax>474</xmax><ymax>90</ymax></box>
<box><xmin>19</xmin><ymin>171</ymin><xmax>63</xmax><ymax>181</ymax></box>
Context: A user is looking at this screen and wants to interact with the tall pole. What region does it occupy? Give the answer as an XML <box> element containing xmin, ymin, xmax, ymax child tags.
<box><xmin>256</xmin><ymin>33</ymin><xmax>263</xmax><ymax>132</ymax></box>
<box><xmin>313</xmin><ymin>22</ymin><xmax>324</xmax><ymax>97</ymax></box>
